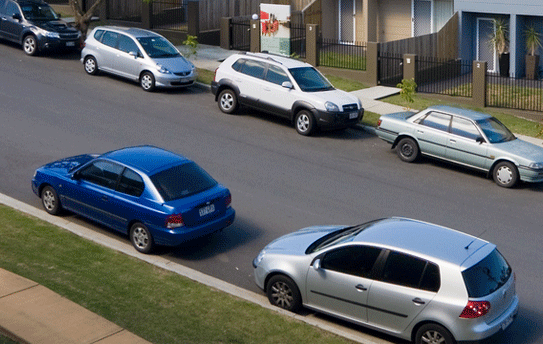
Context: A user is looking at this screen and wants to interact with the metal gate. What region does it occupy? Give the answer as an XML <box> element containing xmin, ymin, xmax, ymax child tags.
<box><xmin>379</xmin><ymin>52</ymin><xmax>403</xmax><ymax>86</ymax></box>
<box><xmin>230</xmin><ymin>16</ymin><xmax>251</xmax><ymax>51</ymax></box>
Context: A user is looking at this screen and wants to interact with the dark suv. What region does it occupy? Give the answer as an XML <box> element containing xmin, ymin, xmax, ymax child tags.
<box><xmin>0</xmin><ymin>0</ymin><xmax>80</xmax><ymax>55</ymax></box>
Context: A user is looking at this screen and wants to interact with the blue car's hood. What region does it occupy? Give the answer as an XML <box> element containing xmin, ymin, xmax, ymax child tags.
<box><xmin>41</xmin><ymin>154</ymin><xmax>96</xmax><ymax>175</ymax></box>
<box><xmin>33</xmin><ymin>20</ymin><xmax>79</xmax><ymax>34</ymax></box>
<box><xmin>263</xmin><ymin>225</ymin><xmax>347</xmax><ymax>254</ymax></box>
<box><xmin>494</xmin><ymin>138</ymin><xmax>543</xmax><ymax>162</ymax></box>
<box><xmin>154</xmin><ymin>56</ymin><xmax>194</xmax><ymax>74</ymax></box>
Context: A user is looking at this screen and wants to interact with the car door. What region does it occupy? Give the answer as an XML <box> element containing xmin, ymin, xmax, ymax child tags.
<box><xmin>305</xmin><ymin>245</ymin><xmax>382</xmax><ymax>324</ymax></box>
<box><xmin>366</xmin><ymin>251</ymin><xmax>439</xmax><ymax>333</ymax></box>
<box><xmin>112</xmin><ymin>34</ymin><xmax>142</xmax><ymax>80</ymax></box>
<box><xmin>446</xmin><ymin>116</ymin><xmax>490</xmax><ymax>170</ymax></box>
<box><xmin>234</xmin><ymin>59</ymin><xmax>267</xmax><ymax>108</ymax></box>
<box><xmin>96</xmin><ymin>30</ymin><xmax>120</xmax><ymax>73</ymax></box>
<box><xmin>106</xmin><ymin>167</ymin><xmax>146</xmax><ymax>232</ymax></box>
<box><xmin>258</xmin><ymin>64</ymin><xmax>296</xmax><ymax>118</ymax></box>
<box><xmin>414</xmin><ymin>111</ymin><xmax>452</xmax><ymax>158</ymax></box>
<box><xmin>0</xmin><ymin>0</ymin><xmax>23</xmax><ymax>42</ymax></box>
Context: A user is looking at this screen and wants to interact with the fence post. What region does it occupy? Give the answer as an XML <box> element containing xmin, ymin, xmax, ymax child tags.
<box><xmin>141</xmin><ymin>1</ymin><xmax>152</xmax><ymax>29</ymax></box>
<box><xmin>187</xmin><ymin>1</ymin><xmax>199</xmax><ymax>37</ymax></box>
<box><xmin>250</xmin><ymin>19</ymin><xmax>260</xmax><ymax>52</ymax></box>
<box><xmin>472</xmin><ymin>61</ymin><xmax>487</xmax><ymax>108</ymax></box>
<box><xmin>306</xmin><ymin>24</ymin><xmax>319</xmax><ymax>66</ymax></box>
<box><xmin>366</xmin><ymin>42</ymin><xmax>379</xmax><ymax>86</ymax></box>
<box><xmin>220</xmin><ymin>18</ymin><xmax>232</xmax><ymax>50</ymax></box>
<box><xmin>403</xmin><ymin>54</ymin><xmax>416</xmax><ymax>84</ymax></box>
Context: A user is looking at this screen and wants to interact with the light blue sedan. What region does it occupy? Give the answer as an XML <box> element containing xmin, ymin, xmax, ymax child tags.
<box><xmin>376</xmin><ymin>105</ymin><xmax>543</xmax><ymax>187</ymax></box>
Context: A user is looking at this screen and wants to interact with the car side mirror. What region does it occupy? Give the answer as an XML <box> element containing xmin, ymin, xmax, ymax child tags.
<box><xmin>71</xmin><ymin>171</ymin><xmax>81</xmax><ymax>180</ymax></box>
<box><xmin>12</xmin><ymin>13</ymin><xmax>22</xmax><ymax>21</ymax></box>
<box><xmin>281</xmin><ymin>81</ymin><xmax>293</xmax><ymax>89</ymax></box>
<box><xmin>313</xmin><ymin>259</ymin><xmax>321</xmax><ymax>271</ymax></box>
<box><xmin>476</xmin><ymin>136</ymin><xmax>486</xmax><ymax>144</ymax></box>
<box><xmin>129</xmin><ymin>51</ymin><xmax>138</xmax><ymax>58</ymax></box>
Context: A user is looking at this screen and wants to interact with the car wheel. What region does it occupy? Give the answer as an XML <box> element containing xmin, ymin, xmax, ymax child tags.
<box><xmin>295</xmin><ymin>110</ymin><xmax>315</xmax><ymax>136</ymax></box>
<box><xmin>41</xmin><ymin>186</ymin><xmax>62</xmax><ymax>215</ymax></box>
<box><xmin>140</xmin><ymin>72</ymin><xmax>156</xmax><ymax>92</ymax></box>
<box><xmin>218</xmin><ymin>89</ymin><xmax>238</xmax><ymax>114</ymax></box>
<box><xmin>415</xmin><ymin>323</ymin><xmax>456</xmax><ymax>344</ymax></box>
<box><xmin>130</xmin><ymin>222</ymin><xmax>154</xmax><ymax>254</ymax></box>
<box><xmin>23</xmin><ymin>35</ymin><xmax>38</xmax><ymax>56</ymax></box>
<box><xmin>84</xmin><ymin>56</ymin><xmax>99</xmax><ymax>75</ymax></box>
<box><xmin>493</xmin><ymin>161</ymin><xmax>519</xmax><ymax>188</ymax></box>
<box><xmin>397</xmin><ymin>137</ymin><xmax>420</xmax><ymax>162</ymax></box>
<box><xmin>266</xmin><ymin>275</ymin><xmax>302</xmax><ymax>312</ymax></box>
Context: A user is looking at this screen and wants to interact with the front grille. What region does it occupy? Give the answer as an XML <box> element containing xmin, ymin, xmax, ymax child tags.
<box><xmin>174</xmin><ymin>71</ymin><xmax>191</xmax><ymax>77</ymax></box>
<box><xmin>59</xmin><ymin>33</ymin><xmax>79</xmax><ymax>40</ymax></box>
<box><xmin>342</xmin><ymin>103</ymin><xmax>358</xmax><ymax>112</ymax></box>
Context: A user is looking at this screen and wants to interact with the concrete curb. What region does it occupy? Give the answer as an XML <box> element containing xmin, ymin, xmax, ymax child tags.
<box><xmin>0</xmin><ymin>193</ymin><xmax>387</xmax><ymax>344</ymax></box>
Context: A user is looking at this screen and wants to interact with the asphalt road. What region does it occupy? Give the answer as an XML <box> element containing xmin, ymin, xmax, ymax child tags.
<box><xmin>1</xmin><ymin>41</ymin><xmax>542</xmax><ymax>343</ymax></box>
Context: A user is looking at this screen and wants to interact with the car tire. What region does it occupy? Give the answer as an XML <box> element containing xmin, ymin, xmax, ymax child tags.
<box><xmin>23</xmin><ymin>35</ymin><xmax>38</xmax><ymax>56</ymax></box>
<box><xmin>415</xmin><ymin>323</ymin><xmax>456</xmax><ymax>344</ymax></box>
<box><xmin>130</xmin><ymin>222</ymin><xmax>154</xmax><ymax>254</ymax></box>
<box><xmin>266</xmin><ymin>275</ymin><xmax>302</xmax><ymax>313</ymax></box>
<box><xmin>84</xmin><ymin>56</ymin><xmax>99</xmax><ymax>75</ymax></box>
<box><xmin>140</xmin><ymin>72</ymin><xmax>156</xmax><ymax>92</ymax></box>
<box><xmin>295</xmin><ymin>110</ymin><xmax>316</xmax><ymax>136</ymax></box>
<box><xmin>493</xmin><ymin>161</ymin><xmax>519</xmax><ymax>188</ymax></box>
<box><xmin>41</xmin><ymin>185</ymin><xmax>62</xmax><ymax>215</ymax></box>
<box><xmin>396</xmin><ymin>137</ymin><xmax>420</xmax><ymax>162</ymax></box>
<box><xmin>218</xmin><ymin>89</ymin><xmax>238</xmax><ymax>114</ymax></box>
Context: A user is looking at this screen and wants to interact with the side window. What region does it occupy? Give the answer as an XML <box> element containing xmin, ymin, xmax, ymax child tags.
<box><xmin>78</xmin><ymin>161</ymin><xmax>123</xmax><ymax>189</ymax></box>
<box><xmin>232</xmin><ymin>59</ymin><xmax>246</xmax><ymax>72</ymax></box>
<box><xmin>116</xmin><ymin>168</ymin><xmax>144</xmax><ymax>197</ymax></box>
<box><xmin>321</xmin><ymin>245</ymin><xmax>381</xmax><ymax>278</ymax></box>
<box><xmin>239</xmin><ymin>59</ymin><xmax>266</xmax><ymax>79</ymax></box>
<box><xmin>117</xmin><ymin>34</ymin><xmax>139</xmax><ymax>54</ymax></box>
<box><xmin>419</xmin><ymin>112</ymin><xmax>452</xmax><ymax>132</ymax></box>
<box><xmin>101</xmin><ymin>31</ymin><xmax>119</xmax><ymax>48</ymax></box>
<box><xmin>450</xmin><ymin>117</ymin><xmax>481</xmax><ymax>140</ymax></box>
<box><xmin>265</xmin><ymin>65</ymin><xmax>291</xmax><ymax>86</ymax></box>
<box><xmin>381</xmin><ymin>251</ymin><xmax>440</xmax><ymax>292</ymax></box>
<box><xmin>5</xmin><ymin>1</ymin><xmax>20</xmax><ymax>17</ymax></box>
<box><xmin>93</xmin><ymin>29</ymin><xmax>105</xmax><ymax>41</ymax></box>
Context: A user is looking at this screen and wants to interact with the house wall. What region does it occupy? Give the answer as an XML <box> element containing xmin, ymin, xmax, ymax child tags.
<box><xmin>455</xmin><ymin>0</ymin><xmax>543</xmax><ymax>16</ymax></box>
<box><xmin>377</xmin><ymin>0</ymin><xmax>412</xmax><ymax>42</ymax></box>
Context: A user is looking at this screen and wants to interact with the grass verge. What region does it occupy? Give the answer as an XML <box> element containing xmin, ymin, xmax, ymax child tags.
<box><xmin>0</xmin><ymin>205</ymin><xmax>355</xmax><ymax>344</ymax></box>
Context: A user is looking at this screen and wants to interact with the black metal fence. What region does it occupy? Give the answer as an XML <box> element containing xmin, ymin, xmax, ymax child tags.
<box><xmin>486</xmin><ymin>73</ymin><xmax>543</xmax><ymax>112</ymax></box>
<box><xmin>379</xmin><ymin>52</ymin><xmax>403</xmax><ymax>86</ymax></box>
<box><xmin>151</xmin><ymin>0</ymin><xmax>188</xmax><ymax>31</ymax></box>
<box><xmin>230</xmin><ymin>16</ymin><xmax>251</xmax><ymax>51</ymax></box>
<box><xmin>416</xmin><ymin>56</ymin><xmax>473</xmax><ymax>97</ymax></box>
<box><xmin>319</xmin><ymin>39</ymin><xmax>367</xmax><ymax>70</ymax></box>
<box><xmin>290</xmin><ymin>11</ymin><xmax>305</xmax><ymax>58</ymax></box>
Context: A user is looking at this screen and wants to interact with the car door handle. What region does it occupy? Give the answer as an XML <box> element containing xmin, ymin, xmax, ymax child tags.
<box><xmin>449</xmin><ymin>139</ymin><xmax>456</xmax><ymax>144</ymax></box>
<box><xmin>263</xmin><ymin>87</ymin><xmax>271</xmax><ymax>91</ymax></box>
<box><xmin>355</xmin><ymin>284</ymin><xmax>367</xmax><ymax>292</ymax></box>
<box><xmin>412</xmin><ymin>297</ymin><xmax>425</xmax><ymax>305</ymax></box>
<box><xmin>101</xmin><ymin>196</ymin><xmax>109</xmax><ymax>202</ymax></box>
<box><xmin>417</xmin><ymin>130</ymin><xmax>424</xmax><ymax>134</ymax></box>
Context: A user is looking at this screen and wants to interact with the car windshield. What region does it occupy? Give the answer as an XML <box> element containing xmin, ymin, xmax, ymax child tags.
<box><xmin>462</xmin><ymin>249</ymin><xmax>512</xmax><ymax>297</ymax></box>
<box><xmin>289</xmin><ymin>67</ymin><xmax>335</xmax><ymax>92</ymax></box>
<box><xmin>306</xmin><ymin>219</ymin><xmax>382</xmax><ymax>254</ymax></box>
<box><xmin>21</xmin><ymin>3</ymin><xmax>58</xmax><ymax>21</ymax></box>
<box><xmin>150</xmin><ymin>162</ymin><xmax>217</xmax><ymax>202</ymax></box>
<box><xmin>477</xmin><ymin>117</ymin><xmax>516</xmax><ymax>143</ymax></box>
<box><xmin>137</xmin><ymin>36</ymin><xmax>180</xmax><ymax>58</ymax></box>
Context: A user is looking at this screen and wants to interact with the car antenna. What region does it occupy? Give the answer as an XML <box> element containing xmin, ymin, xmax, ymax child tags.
<box><xmin>465</xmin><ymin>229</ymin><xmax>487</xmax><ymax>250</ymax></box>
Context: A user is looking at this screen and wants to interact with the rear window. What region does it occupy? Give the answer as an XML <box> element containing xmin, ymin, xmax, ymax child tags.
<box><xmin>462</xmin><ymin>249</ymin><xmax>512</xmax><ymax>298</ymax></box>
<box><xmin>150</xmin><ymin>162</ymin><xmax>217</xmax><ymax>202</ymax></box>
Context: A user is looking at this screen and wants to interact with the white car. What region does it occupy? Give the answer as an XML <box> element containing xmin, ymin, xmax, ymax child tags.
<box><xmin>211</xmin><ymin>52</ymin><xmax>364</xmax><ymax>135</ymax></box>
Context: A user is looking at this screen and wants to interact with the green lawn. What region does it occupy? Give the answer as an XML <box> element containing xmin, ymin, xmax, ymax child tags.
<box><xmin>0</xmin><ymin>206</ymin><xmax>355</xmax><ymax>344</ymax></box>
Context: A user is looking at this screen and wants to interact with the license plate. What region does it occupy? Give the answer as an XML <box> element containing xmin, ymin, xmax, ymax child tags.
<box><xmin>66</xmin><ymin>41</ymin><xmax>75</xmax><ymax>47</ymax></box>
<box><xmin>198</xmin><ymin>204</ymin><xmax>215</xmax><ymax>217</ymax></box>
<box><xmin>501</xmin><ymin>314</ymin><xmax>514</xmax><ymax>330</ymax></box>
<box><xmin>349</xmin><ymin>112</ymin><xmax>358</xmax><ymax>119</ymax></box>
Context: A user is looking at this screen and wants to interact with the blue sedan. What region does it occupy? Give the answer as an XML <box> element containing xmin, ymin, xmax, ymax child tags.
<box><xmin>376</xmin><ymin>105</ymin><xmax>543</xmax><ymax>187</ymax></box>
<box><xmin>32</xmin><ymin>146</ymin><xmax>235</xmax><ymax>253</ymax></box>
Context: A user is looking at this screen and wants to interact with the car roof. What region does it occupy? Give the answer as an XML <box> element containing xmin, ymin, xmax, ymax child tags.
<box><xmin>425</xmin><ymin>105</ymin><xmax>492</xmax><ymax>121</ymax></box>
<box><xmin>100</xmin><ymin>145</ymin><xmax>190</xmax><ymax>174</ymax></box>
<box><xmin>354</xmin><ymin>217</ymin><xmax>493</xmax><ymax>266</ymax></box>
<box><xmin>93</xmin><ymin>26</ymin><xmax>161</xmax><ymax>39</ymax></box>
<box><xmin>14</xmin><ymin>0</ymin><xmax>48</xmax><ymax>5</ymax></box>
<box><xmin>236</xmin><ymin>52</ymin><xmax>312</xmax><ymax>69</ymax></box>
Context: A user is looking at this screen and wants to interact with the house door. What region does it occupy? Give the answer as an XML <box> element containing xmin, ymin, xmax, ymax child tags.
<box><xmin>413</xmin><ymin>0</ymin><xmax>432</xmax><ymax>36</ymax></box>
<box><xmin>339</xmin><ymin>0</ymin><xmax>355</xmax><ymax>42</ymax></box>
<box><xmin>477</xmin><ymin>18</ymin><xmax>496</xmax><ymax>72</ymax></box>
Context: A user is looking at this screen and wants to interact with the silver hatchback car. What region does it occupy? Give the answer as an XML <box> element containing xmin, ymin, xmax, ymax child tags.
<box><xmin>253</xmin><ymin>218</ymin><xmax>518</xmax><ymax>344</ymax></box>
<box><xmin>81</xmin><ymin>26</ymin><xmax>196</xmax><ymax>91</ymax></box>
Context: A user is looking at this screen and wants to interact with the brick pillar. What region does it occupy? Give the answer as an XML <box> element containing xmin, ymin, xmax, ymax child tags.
<box><xmin>141</xmin><ymin>1</ymin><xmax>152</xmax><ymax>29</ymax></box>
<box><xmin>250</xmin><ymin>19</ymin><xmax>260</xmax><ymax>52</ymax></box>
<box><xmin>403</xmin><ymin>54</ymin><xmax>416</xmax><ymax>83</ymax></box>
<box><xmin>187</xmin><ymin>1</ymin><xmax>199</xmax><ymax>37</ymax></box>
<box><xmin>220</xmin><ymin>17</ymin><xmax>231</xmax><ymax>50</ymax></box>
<box><xmin>306</xmin><ymin>24</ymin><xmax>319</xmax><ymax>66</ymax></box>
<box><xmin>472</xmin><ymin>61</ymin><xmax>487</xmax><ymax>108</ymax></box>
<box><xmin>365</xmin><ymin>42</ymin><xmax>379</xmax><ymax>86</ymax></box>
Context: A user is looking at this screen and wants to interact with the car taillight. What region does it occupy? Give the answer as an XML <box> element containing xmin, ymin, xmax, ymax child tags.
<box><xmin>460</xmin><ymin>301</ymin><xmax>491</xmax><ymax>318</ymax></box>
<box><xmin>377</xmin><ymin>119</ymin><xmax>382</xmax><ymax>127</ymax></box>
<box><xmin>165</xmin><ymin>214</ymin><xmax>184</xmax><ymax>229</ymax></box>
<box><xmin>213</xmin><ymin>68</ymin><xmax>218</xmax><ymax>82</ymax></box>
<box><xmin>225</xmin><ymin>193</ymin><xmax>232</xmax><ymax>208</ymax></box>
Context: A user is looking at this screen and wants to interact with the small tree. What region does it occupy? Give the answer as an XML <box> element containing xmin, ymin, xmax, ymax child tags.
<box><xmin>490</xmin><ymin>18</ymin><xmax>509</xmax><ymax>55</ymax></box>
<box><xmin>69</xmin><ymin>0</ymin><xmax>105</xmax><ymax>40</ymax></box>
<box><xmin>397</xmin><ymin>78</ymin><xmax>417</xmax><ymax>111</ymax></box>
<box><xmin>182</xmin><ymin>35</ymin><xmax>199</xmax><ymax>58</ymax></box>
<box><xmin>525</xmin><ymin>26</ymin><xmax>542</xmax><ymax>56</ymax></box>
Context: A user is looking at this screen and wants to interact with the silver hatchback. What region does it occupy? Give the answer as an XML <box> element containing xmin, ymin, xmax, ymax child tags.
<box><xmin>253</xmin><ymin>217</ymin><xmax>518</xmax><ymax>344</ymax></box>
<box><xmin>81</xmin><ymin>26</ymin><xmax>196</xmax><ymax>91</ymax></box>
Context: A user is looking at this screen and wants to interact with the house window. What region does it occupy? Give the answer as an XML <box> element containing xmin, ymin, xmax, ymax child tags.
<box><xmin>412</xmin><ymin>0</ymin><xmax>453</xmax><ymax>37</ymax></box>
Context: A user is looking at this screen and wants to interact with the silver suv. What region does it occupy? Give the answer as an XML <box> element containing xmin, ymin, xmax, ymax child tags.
<box><xmin>211</xmin><ymin>52</ymin><xmax>364</xmax><ymax>136</ymax></box>
<box><xmin>81</xmin><ymin>26</ymin><xmax>196</xmax><ymax>91</ymax></box>
<box><xmin>253</xmin><ymin>217</ymin><xmax>518</xmax><ymax>344</ymax></box>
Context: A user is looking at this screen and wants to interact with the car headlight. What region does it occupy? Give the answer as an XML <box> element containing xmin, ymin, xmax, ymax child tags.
<box><xmin>529</xmin><ymin>162</ymin><xmax>543</xmax><ymax>169</ymax></box>
<box><xmin>253</xmin><ymin>250</ymin><xmax>266</xmax><ymax>267</ymax></box>
<box><xmin>325</xmin><ymin>101</ymin><xmax>340</xmax><ymax>112</ymax></box>
<box><xmin>156</xmin><ymin>64</ymin><xmax>171</xmax><ymax>74</ymax></box>
<box><xmin>35</xmin><ymin>28</ymin><xmax>60</xmax><ymax>38</ymax></box>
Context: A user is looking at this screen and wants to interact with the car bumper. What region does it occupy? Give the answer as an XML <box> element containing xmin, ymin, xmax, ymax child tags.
<box><xmin>519</xmin><ymin>166</ymin><xmax>543</xmax><ymax>183</ymax></box>
<box><xmin>149</xmin><ymin>207</ymin><xmax>235</xmax><ymax>246</ymax></box>
<box><xmin>154</xmin><ymin>72</ymin><xmax>197</xmax><ymax>88</ymax></box>
<box><xmin>38</xmin><ymin>37</ymin><xmax>81</xmax><ymax>52</ymax></box>
<box><xmin>211</xmin><ymin>81</ymin><xmax>219</xmax><ymax>96</ymax></box>
<box><xmin>313</xmin><ymin>108</ymin><xmax>364</xmax><ymax>130</ymax></box>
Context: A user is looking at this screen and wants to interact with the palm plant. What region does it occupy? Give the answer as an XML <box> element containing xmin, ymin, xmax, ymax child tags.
<box><xmin>490</xmin><ymin>18</ymin><xmax>509</xmax><ymax>55</ymax></box>
<box><xmin>525</xmin><ymin>26</ymin><xmax>542</xmax><ymax>56</ymax></box>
